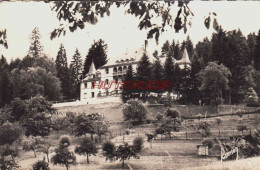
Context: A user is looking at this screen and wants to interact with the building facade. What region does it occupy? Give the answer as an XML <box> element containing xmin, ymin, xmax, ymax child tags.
<box><xmin>80</xmin><ymin>47</ymin><xmax>191</xmax><ymax>103</ymax></box>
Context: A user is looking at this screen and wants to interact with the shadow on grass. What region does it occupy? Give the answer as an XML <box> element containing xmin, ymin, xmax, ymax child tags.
<box><xmin>101</xmin><ymin>162</ymin><xmax>144</xmax><ymax>169</ymax></box>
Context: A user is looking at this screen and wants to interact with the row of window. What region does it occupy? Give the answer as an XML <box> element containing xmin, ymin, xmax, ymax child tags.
<box><xmin>105</xmin><ymin>65</ymin><xmax>132</xmax><ymax>74</ymax></box>
<box><xmin>83</xmin><ymin>90</ymin><xmax>119</xmax><ymax>99</ymax></box>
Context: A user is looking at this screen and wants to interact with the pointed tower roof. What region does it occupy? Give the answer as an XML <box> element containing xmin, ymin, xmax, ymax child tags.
<box><xmin>88</xmin><ymin>61</ymin><xmax>96</xmax><ymax>74</ymax></box>
<box><xmin>176</xmin><ymin>48</ymin><xmax>191</xmax><ymax>65</ymax></box>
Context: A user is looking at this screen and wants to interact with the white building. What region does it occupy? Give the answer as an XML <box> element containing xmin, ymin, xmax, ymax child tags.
<box><xmin>80</xmin><ymin>47</ymin><xmax>191</xmax><ymax>103</ymax></box>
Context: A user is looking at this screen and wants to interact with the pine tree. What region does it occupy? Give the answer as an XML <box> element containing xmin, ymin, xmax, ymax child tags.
<box><xmin>83</xmin><ymin>39</ymin><xmax>108</xmax><ymax>76</ymax></box>
<box><xmin>55</xmin><ymin>44</ymin><xmax>72</xmax><ymax>100</ymax></box>
<box><xmin>173</xmin><ymin>42</ymin><xmax>181</xmax><ymax>60</ymax></box>
<box><xmin>0</xmin><ymin>55</ymin><xmax>12</xmax><ymax>106</ymax></box>
<box><xmin>196</xmin><ymin>37</ymin><xmax>212</xmax><ymax>68</ymax></box>
<box><xmin>163</xmin><ymin>54</ymin><xmax>175</xmax><ymax>93</ymax></box>
<box><xmin>152</xmin><ymin>58</ymin><xmax>163</xmax><ymax>95</ymax></box>
<box><xmin>70</xmin><ymin>48</ymin><xmax>83</xmax><ymax>99</ymax></box>
<box><xmin>255</xmin><ymin>30</ymin><xmax>260</xmax><ymax>70</ymax></box>
<box><xmin>28</xmin><ymin>27</ymin><xmax>43</xmax><ymax>58</ymax></box>
<box><xmin>185</xmin><ymin>36</ymin><xmax>194</xmax><ymax>59</ymax></box>
<box><xmin>189</xmin><ymin>54</ymin><xmax>202</xmax><ymax>104</ymax></box>
<box><xmin>122</xmin><ymin>65</ymin><xmax>134</xmax><ymax>103</ymax></box>
<box><xmin>136</xmin><ymin>53</ymin><xmax>152</xmax><ymax>101</ymax></box>
<box><xmin>161</xmin><ymin>40</ymin><xmax>170</xmax><ymax>56</ymax></box>
<box><xmin>247</xmin><ymin>33</ymin><xmax>256</xmax><ymax>65</ymax></box>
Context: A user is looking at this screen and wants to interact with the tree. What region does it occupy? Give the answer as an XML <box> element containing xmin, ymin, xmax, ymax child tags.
<box><xmin>197</xmin><ymin>122</ymin><xmax>211</xmax><ymax>139</ymax></box>
<box><xmin>55</xmin><ymin>44</ymin><xmax>72</xmax><ymax>100</ymax></box>
<box><xmin>9</xmin><ymin>98</ymin><xmax>27</xmax><ymax>121</ymax></box>
<box><xmin>0</xmin><ymin>55</ymin><xmax>12</xmax><ymax>107</ymax></box>
<box><xmin>173</xmin><ymin>41</ymin><xmax>181</xmax><ymax>60</ymax></box>
<box><xmin>73</xmin><ymin>113</ymin><xmax>95</xmax><ymax>137</ymax></box>
<box><xmin>136</xmin><ymin>53</ymin><xmax>152</xmax><ymax>101</ymax></box>
<box><xmin>22</xmin><ymin>96</ymin><xmax>56</xmax><ymax>137</ymax></box>
<box><xmin>10</xmin><ymin>67</ymin><xmax>61</xmax><ymax>101</ymax></box>
<box><xmin>0</xmin><ymin>144</ymin><xmax>19</xmax><ymax>170</ymax></box>
<box><xmin>69</xmin><ymin>48</ymin><xmax>83</xmax><ymax>98</ymax></box>
<box><xmin>132</xmin><ymin>137</ymin><xmax>144</xmax><ymax>153</ymax></box>
<box><xmin>247</xmin><ymin>33</ymin><xmax>257</xmax><ymax>65</ymax></box>
<box><xmin>0</xmin><ymin>122</ymin><xmax>23</xmax><ymax>146</ymax></box>
<box><xmin>163</xmin><ymin>53</ymin><xmax>175</xmax><ymax>93</ymax></box>
<box><xmin>37</xmin><ymin>140</ymin><xmax>52</xmax><ymax>163</ymax></box>
<box><xmin>52</xmin><ymin>116</ymin><xmax>67</xmax><ymax>139</ymax></box>
<box><xmin>255</xmin><ymin>30</ymin><xmax>260</xmax><ymax>70</ymax></box>
<box><xmin>51</xmin><ymin>137</ymin><xmax>76</xmax><ymax>170</ymax></box>
<box><xmin>22</xmin><ymin>137</ymin><xmax>43</xmax><ymax>158</ymax></box>
<box><xmin>164</xmin><ymin>108</ymin><xmax>180</xmax><ymax>119</ymax></box>
<box><xmin>244</xmin><ymin>87</ymin><xmax>259</xmax><ymax>107</ymax></box>
<box><xmin>123</xmin><ymin>100</ymin><xmax>147</xmax><ymax>123</ymax></box>
<box><xmin>28</xmin><ymin>27</ymin><xmax>43</xmax><ymax>58</ymax></box>
<box><xmin>122</xmin><ymin>65</ymin><xmax>135</xmax><ymax>103</ymax></box>
<box><xmin>185</xmin><ymin>36</ymin><xmax>194</xmax><ymax>58</ymax></box>
<box><xmin>50</xmin><ymin>2</ymin><xmax>218</xmax><ymax>43</ymax></box>
<box><xmin>75</xmin><ymin>137</ymin><xmax>97</xmax><ymax>164</ymax></box>
<box><xmin>196</xmin><ymin>37</ymin><xmax>212</xmax><ymax>68</ymax></box>
<box><xmin>102</xmin><ymin>141</ymin><xmax>116</xmax><ymax>161</ymax></box>
<box><xmin>83</xmin><ymin>39</ymin><xmax>108</xmax><ymax>75</ymax></box>
<box><xmin>161</xmin><ymin>40</ymin><xmax>170</xmax><ymax>56</ymax></box>
<box><xmin>198</xmin><ymin>62</ymin><xmax>231</xmax><ymax>105</ymax></box>
<box><xmin>115</xmin><ymin>142</ymin><xmax>140</xmax><ymax>168</ymax></box>
<box><xmin>32</xmin><ymin>160</ymin><xmax>50</xmax><ymax>170</ymax></box>
<box><xmin>0</xmin><ymin>29</ymin><xmax>8</xmax><ymax>48</ymax></box>
<box><xmin>152</xmin><ymin>58</ymin><xmax>164</xmax><ymax>96</ymax></box>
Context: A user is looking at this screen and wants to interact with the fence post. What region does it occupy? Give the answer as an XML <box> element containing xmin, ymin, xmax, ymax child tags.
<box><xmin>186</xmin><ymin>131</ymin><xmax>187</xmax><ymax>140</ymax></box>
<box><xmin>218</xmin><ymin>129</ymin><xmax>220</xmax><ymax>139</ymax></box>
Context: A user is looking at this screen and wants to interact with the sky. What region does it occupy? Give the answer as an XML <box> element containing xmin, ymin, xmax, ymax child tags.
<box><xmin>0</xmin><ymin>1</ymin><xmax>260</xmax><ymax>64</ymax></box>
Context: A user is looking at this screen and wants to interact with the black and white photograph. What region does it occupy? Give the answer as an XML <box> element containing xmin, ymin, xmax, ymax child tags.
<box><xmin>0</xmin><ymin>0</ymin><xmax>260</xmax><ymax>169</ymax></box>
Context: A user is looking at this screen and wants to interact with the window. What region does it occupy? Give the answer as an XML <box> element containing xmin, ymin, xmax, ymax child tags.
<box><xmin>91</xmin><ymin>92</ymin><xmax>95</xmax><ymax>98</ymax></box>
<box><xmin>105</xmin><ymin>68</ymin><xmax>109</xmax><ymax>74</ymax></box>
<box><xmin>106</xmin><ymin>90</ymin><xmax>109</xmax><ymax>96</ymax></box>
<box><xmin>84</xmin><ymin>93</ymin><xmax>87</xmax><ymax>99</ymax></box>
<box><xmin>106</xmin><ymin>79</ymin><xmax>109</xmax><ymax>85</ymax></box>
<box><xmin>84</xmin><ymin>83</ymin><xmax>87</xmax><ymax>88</ymax></box>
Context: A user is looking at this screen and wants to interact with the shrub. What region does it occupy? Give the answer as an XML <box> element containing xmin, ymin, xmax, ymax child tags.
<box><xmin>202</xmin><ymin>139</ymin><xmax>214</xmax><ymax>149</ymax></box>
<box><xmin>216</xmin><ymin>118</ymin><xmax>222</xmax><ymax>126</ymax></box>
<box><xmin>102</xmin><ymin>141</ymin><xmax>116</xmax><ymax>161</ymax></box>
<box><xmin>244</xmin><ymin>87</ymin><xmax>259</xmax><ymax>107</ymax></box>
<box><xmin>237</xmin><ymin>125</ymin><xmax>247</xmax><ymax>135</ymax></box>
<box><xmin>0</xmin><ymin>122</ymin><xmax>23</xmax><ymax>145</ymax></box>
<box><xmin>123</xmin><ymin>100</ymin><xmax>147</xmax><ymax>123</ymax></box>
<box><xmin>32</xmin><ymin>160</ymin><xmax>50</xmax><ymax>170</ymax></box>
<box><xmin>164</xmin><ymin>108</ymin><xmax>180</xmax><ymax>119</ymax></box>
<box><xmin>125</xmin><ymin>130</ymin><xmax>130</xmax><ymax>135</ymax></box>
<box><xmin>156</xmin><ymin>113</ymin><xmax>164</xmax><ymax>121</ymax></box>
<box><xmin>59</xmin><ymin>136</ymin><xmax>71</xmax><ymax>147</ymax></box>
<box><xmin>132</xmin><ymin>137</ymin><xmax>144</xmax><ymax>153</ymax></box>
<box><xmin>210</xmin><ymin>144</ymin><xmax>221</xmax><ymax>156</ymax></box>
<box><xmin>198</xmin><ymin>122</ymin><xmax>211</xmax><ymax>138</ymax></box>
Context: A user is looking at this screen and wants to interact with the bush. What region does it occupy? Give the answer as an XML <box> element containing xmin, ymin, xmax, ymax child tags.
<box><xmin>210</xmin><ymin>144</ymin><xmax>221</xmax><ymax>156</ymax></box>
<box><xmin>198</xmin><ymin>122</ymin><xmax>211</xmax><ymax>138</ymax></box>
<box><xmin>202</xmin><ymin>139</ymin><xmax>214</xmax><ymax>149</ymax></box>
<box><xmin>0</xmin><ymin>122</ymin><xmax>23</xmax><ymax>145</ymax></box>
<box><xmin>244</xmin><ymin>87</ymin><xmax>259</xmax><ymax>107</ymax></box>
<box><xmin>125</xmin><ymin>130</ymin><xmax>130</xmax><ymax>135</ymax></box>
<box><xmin>33</xmin><ymin>160</ymin><xmax>50</xmax><ymax>170</ymax></box>
<box><xmin>132</xmin><ymin>137</ymin><xmax>144</xmax><ymax>153</ymax></box>
<box><xmin>123</xmin><ymin>100</ymin><xmax>147</xmax><ymax>123</ymax></box>
<box><xmin>164</xmin><ymin>108</ymin><xmax>180</xmax><ymax>119</ymax></box>
<box><xmin>102</xmin><ymin>141</ymin><xmax>116</xmax><ymax>161</ymax></box>
<box><xmin>59</xmin><ymin>136</ymin><xmax>71</xmax><ymax>147</ymax></box>
<box><xmin>156</xmin><ymin>113</ymin><xmax>164</xmax><ymax>121</ymax></box>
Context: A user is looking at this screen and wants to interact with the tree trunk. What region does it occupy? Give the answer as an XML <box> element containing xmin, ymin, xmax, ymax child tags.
<box><xmin>87</xmin><ymin>154</ymin><xmax>89</xmax><ymax>164</ymax></box>
<box><xmin>65</xmin><ymin>164</ymin><xmax>69</xmax><ymax>170</ymax></box>
<box><xmin>122</xmin><ymin>159</ymin><xmax>125</xmax><ymax>167</ymax></box>
<box><xmin>33</xmin><ymin>149</ymin><xmax>36</xmax><ymax>157</ymax></box>
<box><xmin>46</xmin><ymin>153</ymin><xmax>49</xmax><ymax>162</ymax></box>
<box><xmin>57</xmin><ymin>130</ymin><xmax>59</xmax><ymax>139</ymax></box>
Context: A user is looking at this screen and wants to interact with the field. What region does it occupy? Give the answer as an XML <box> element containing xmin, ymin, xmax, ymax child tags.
<box><xmin>11</xmin><ymin>102</ymin><xmax>260</xmax><ymax>169</ymax></box>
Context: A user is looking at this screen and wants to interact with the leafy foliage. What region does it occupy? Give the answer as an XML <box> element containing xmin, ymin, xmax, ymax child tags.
<box><xmin>51</xmin><ymin>137</ymin><xmax>76</xmax><ymax>170</ymax></box>
<box><xmin>132</xmin><ymin>137</ymin><xmax>144</xmax><ymax>153</ymax></box>
<box><xmin>75</xmin><ymin>137</ymin><xmax>97</xmax><ymax>164</ymax></box>
<box><xmin>244</xmin><ymin>87</ymin><xmax>259</xmax><ymax>107</ymax></box>
<box><xmin>0</xmin><ymin>122</ymin><xmax>23</xmax><ymax>145</ymax></box>
<box><xmin>123</xmin><ymin>100</ymin><xmax>148</xmax><ymax>123</ymax></box>
<box><xmin>0</xmin><ymin>30</ymin><xmax>8</xmax><ymax>48</ymax></box>
<box><xmin>83</xmin><ymin>39</ymin><xmax>108</xmax><ymax>75</ymax></box>
<box><xmin>102</xmin><ymin>141</ymin><xmax>116</xmax><ymax>161</ymax></box>
<box><xmin>197</xmin><ymin>122</ymin><xmax>211</xmax><ymax>138</ymax></box>
<box><xmin>32</xmin><ymin>160</ymin><xmax>50</xmax><ymax>170</ymax></box>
